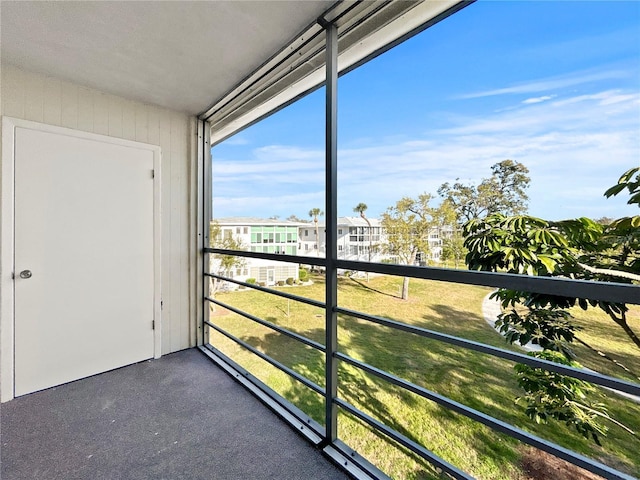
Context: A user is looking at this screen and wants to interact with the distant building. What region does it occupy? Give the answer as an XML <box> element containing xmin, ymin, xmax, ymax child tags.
<box><xmin>211</xmin><ymin>217</ymin><xmax>453</xmax><ymax>288</ymax></box>
<box><xmin>415</xmin><ymin>225</ymin><xmax>455</xmax><ymax>265</ymax></box>
<box><xmin>298</xmin><ymin>216</ymin><xmax>391</xmax><ymax>263</ymax></box>
<box><xmin>211</xmin><ymin>217</ymin><xmax>303</xmax><ymax>287</ymax></box>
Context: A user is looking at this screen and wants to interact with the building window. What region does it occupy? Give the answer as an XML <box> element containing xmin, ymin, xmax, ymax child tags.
<box><xmin>243</xmin><ymin>227</ymin><xmax>248</xmax><ymax>234</ymax></box>
<box><xmin>305</xmin><ymin>230</ymin><xmax>309</xmax><ymax>236</ymax></box>
<box><xmin>338</xmin><ymin>245</ymin><xmax>343</xmax><ymax>251</ymax></box>
<box><xmin>338</xmin><ymin>229</ymin><xmax>343</xmax><ymax>235</ymax></box>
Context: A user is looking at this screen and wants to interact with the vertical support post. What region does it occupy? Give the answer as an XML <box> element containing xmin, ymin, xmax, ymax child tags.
<box><xmin>193</xmin><ymin>118</ymin><xmax>203</xmax><ymax>346</ymax></box>
<box><xmin>202</xmin><ymin>119</ymin><xmax>212</xmax><ymax>345</ymax></box>
<box><xmin>324</xmin><ymin>20</ymin><xmax>338</xmax><ymax>443</ymax></box>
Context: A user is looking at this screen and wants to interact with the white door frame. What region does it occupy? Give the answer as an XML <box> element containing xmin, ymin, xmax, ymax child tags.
<box><xmin>1</xmin><ymin>116</ymin><xmax>162</xmax><ymax>402</ymax></box>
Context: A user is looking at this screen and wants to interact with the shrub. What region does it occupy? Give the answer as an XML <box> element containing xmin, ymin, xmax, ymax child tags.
<box><xmin>298</xmin><ymin>268</ymin><xmax>309</xmax><ymax>282</ymax></box>
<box><xmin>276</xmin><ymin>280</ymin><xmax>285</xmax><ymax>286</ymax></box>
<box><xmin>286</xmin><ymin>277</ymin><xmax>294</xmax><ymax>285</ymax></box>
<box><xmin>258</xmin><ymin>281</ymin><xmax>266</xmax><ymax>287</ymax></box>
<box><xmin>246</xmin><ymin>278</ymin><xmax>256</xmax><ymax>285</ymax></box>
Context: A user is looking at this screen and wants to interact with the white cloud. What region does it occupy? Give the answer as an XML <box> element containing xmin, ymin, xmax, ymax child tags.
<box><xmin>522</xmin><ymin>95</ymin><xmax>555</xmax><ymax>104</ymax></box>
<box><xmin>213</xmin><ymin>190</ymin><xmax>324</xmax><ymax>218</ymax></box>
<box><xmin>213</xmin><ymin>88</ymin><xmax>640</xmax><ymax>220</ymax></box>
<box><xmin>458</xmin><ymin>69</ymin><xmax>630</xmax><ymax>99</ymax></box>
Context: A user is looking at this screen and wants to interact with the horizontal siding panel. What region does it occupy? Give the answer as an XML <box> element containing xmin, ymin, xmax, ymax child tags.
<box><xmin>108</xmin><ymin>95</ymin><xmax>124</xmax><ymax>138</ymax></box>
<box><xmin>122</xmin><ymin>100</ymin><xmax>137</xmax><ymax>142</ymax></box>
<box><xmin>135</xmin><ymin>104</ymin><xmax>149</xmax><ymax>143</ymax></box>
<box><xmin>77</xmin><ymin>87</ymin><xmax>95</xmax><ymax>132</ymax></box>
<box><xmin>24</xmin><ymin>73</ymin><xmax>45</xmax><ymax>123</ymax></box>
<box><xmin>43</xmin><ymin>77</ymin><xmax>62</xmax><ymax>126</ymax></box>
<box><xmin>159</xmin><ymin>110</ymin><xmax>175</xmax><ymax>354</ymax></box>
<box><xmin>60</xmin><ymin>81</ymin><xmax>79</xmax><ymax>130</ymax></box>
<box><xmin>147</xmin><ymin>106</ymin><xmax>161</xmax><ymax>145</ymax></box>
<box><xmin>2</xmin><ymin>67</ymin><xmax>25</xmax><ymax>119</ymax></box>
<box><xmin>93</xmin><ymin>92</ymin><xmax>110</xmax><ymax>136</ymax></box>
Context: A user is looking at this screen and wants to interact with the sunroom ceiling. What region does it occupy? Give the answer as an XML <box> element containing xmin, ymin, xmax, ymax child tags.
<box><xmin>0</xmin><ymin>1</ymin><xmax>336</xmax><ymax>115</ymax></box>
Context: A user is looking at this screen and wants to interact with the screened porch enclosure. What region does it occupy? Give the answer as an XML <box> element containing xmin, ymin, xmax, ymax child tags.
<box><xmin>2</xmin><ymin>1</ymin><xmax>639</xmax><ymax>480</ymax></box>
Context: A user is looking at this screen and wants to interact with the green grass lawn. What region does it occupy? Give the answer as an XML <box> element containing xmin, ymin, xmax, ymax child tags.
<box><xmin>208</xmin><ymin>274</ymin><xmax>640</xmax><ymax>479</ymax></box>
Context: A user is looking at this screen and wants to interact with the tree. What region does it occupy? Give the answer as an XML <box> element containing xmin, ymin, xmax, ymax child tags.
<box><xmin>309</xmin><ymin>208</ymin><xmax>324</xmax><ymax>257</ymax></box>
<box><xmin>463</xmin><ymin>167</ymin><xmax>639</xmax><ymax>444</ymax></box>
<box><xmin>287</xmin><ymin>214</ymin><xmax>304</xmax><ymax>222</ymax></box>
<box><xmin>353</xmin><ymin>202</ymin><xmax>373</xmax><ymax>281</ymax></box>
<box><xmin>594</xmin><ymin>216</ymin><xmax>615</xmax><ymax>226</ymax></box>
<box><xmin>434</xmin><ymin>198</ymin><xmax>467</xmax><ymax>268</ymax></box>
<box><xmin>440</xmin><ymin>232</ymin><xmax>466</xmax><ymax>269</ymax></box>
<box><xmin>381</xmin><ymin>194</ymin><xmax>438</xmax><ymax>300</ymax></box>
<box><xmin>209</xmin><ymin>221</ymin><xmax>246</xmax><ymax>298</ymax></box>
<box><xmin>438</xmin><ymin>159</ymin><xmax>531</xmax><ymax>223</ymax></box>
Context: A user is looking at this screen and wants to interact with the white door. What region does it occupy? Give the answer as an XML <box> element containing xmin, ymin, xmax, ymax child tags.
<box><xmin>14</xmin><ymin>126</ymin><xmax>156</xmax><ymax>397</ymax></box>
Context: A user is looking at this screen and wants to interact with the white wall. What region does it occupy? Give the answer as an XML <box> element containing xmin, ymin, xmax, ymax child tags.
<box><xmin>1</xmin><ymin>64</ymin><xmax>195</xmax><ymax>355</ymax></box>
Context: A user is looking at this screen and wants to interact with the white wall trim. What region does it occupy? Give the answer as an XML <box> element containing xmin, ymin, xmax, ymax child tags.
<box><xmin>1</xmin><ymin>117</ymin><xmax>17</xmax><ymax>403</ymax></box>
<box><xmin>0</xmin><ymin>116</ymin><xmax>162</xmax><ymax>402</ymax></box>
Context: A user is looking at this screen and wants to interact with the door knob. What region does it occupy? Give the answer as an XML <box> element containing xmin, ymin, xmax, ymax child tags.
<box><xmin>19</xmin><ymin>270</ymin><xmax>32</xmax><ymax>279</ymax></box>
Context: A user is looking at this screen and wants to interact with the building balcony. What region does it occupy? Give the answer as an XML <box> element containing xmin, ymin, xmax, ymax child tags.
<box><xmin>2</xmin><ymin>1</ymin><xmax>638</xmax><ymax>479</ymax></box>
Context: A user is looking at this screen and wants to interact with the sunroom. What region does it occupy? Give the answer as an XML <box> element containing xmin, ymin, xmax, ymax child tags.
<box><xmin>1</xmin><ymin>1</ymin><xmax>638</xmax><ymax>479</ymax></box>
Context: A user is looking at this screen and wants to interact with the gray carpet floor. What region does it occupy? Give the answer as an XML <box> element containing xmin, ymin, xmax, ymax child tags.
<box><xmin>1</xmin><ymin>348</ymin><xmax>350</xmax><ymax>480</ymax></box>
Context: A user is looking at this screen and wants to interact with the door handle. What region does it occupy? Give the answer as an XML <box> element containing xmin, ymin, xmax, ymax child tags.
<box><xmin>19</xmin><ymin>270</ymin><xmax>32</xmax><ymax>279</ymax></box>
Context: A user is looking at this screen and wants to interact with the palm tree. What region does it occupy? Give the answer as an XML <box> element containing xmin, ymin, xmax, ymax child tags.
<box><xmin>353</xmin><ymin>202</ymin><xmax>372</xmax><ymax>281</ymax></box>
<box><xmin>308</xmin><ymin>208</ymin><xmax>323</xmax><ymax>257</ymax></box>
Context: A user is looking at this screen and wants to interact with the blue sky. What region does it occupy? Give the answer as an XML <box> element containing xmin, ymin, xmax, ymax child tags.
<box><xmin>212</xmin><ymin>1</ymin><xmax>640</xmax><ymax>221</ymax></box>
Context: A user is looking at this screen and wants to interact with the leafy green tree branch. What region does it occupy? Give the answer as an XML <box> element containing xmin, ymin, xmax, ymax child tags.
<box><xmin>463</xmin><ymin>168</ymin><xmax>639</xmax><ymax>444</ymax></box>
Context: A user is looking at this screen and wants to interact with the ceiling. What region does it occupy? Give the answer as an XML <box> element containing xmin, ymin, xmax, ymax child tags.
<box><xmin>0</xmin><ymin>1</ymin><xmax>336</xmax><ymax>115</ymax></box>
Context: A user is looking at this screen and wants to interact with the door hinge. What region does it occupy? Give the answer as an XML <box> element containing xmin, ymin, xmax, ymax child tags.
<box><xmin>152</xmin><ymin>320</ymin><xmax>155</xmax><ymax>330</ymax></box>
<box><xmin>161</xmin><ymin>300</ymin><xmax>163</xmax><ymax>310</ymax></box>
<box><xmin>151</xmin><ymin>169</ymin><xmax>155</xmax><ymax>179</ymax></box>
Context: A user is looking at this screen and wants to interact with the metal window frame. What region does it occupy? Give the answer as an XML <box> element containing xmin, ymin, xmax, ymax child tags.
<box><xmin>198</xmin><ymin>5</ymin><xmax>640</xmax><ymax>480</ymax></box>
<box><xmin>200</xmin><ymin>119</ymin><xmax>212</xmax><ymax>346</ymax></box>
<box><xmin>324</xmin><ymin>20</ymin><xmax>339</xmax><ymax>447</ymax></box>
<box><xmin>202</xmin><ymin>1</ymin><xmax>469</xmax><ymax>146</ymax></box>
